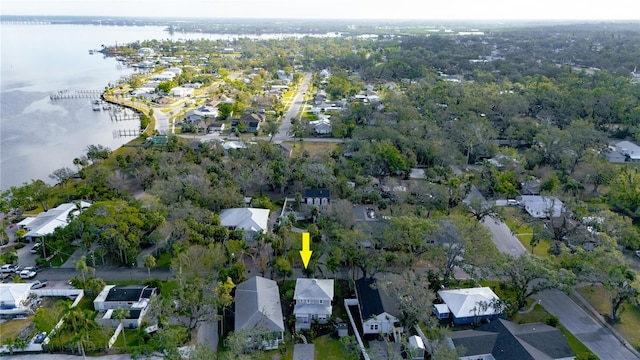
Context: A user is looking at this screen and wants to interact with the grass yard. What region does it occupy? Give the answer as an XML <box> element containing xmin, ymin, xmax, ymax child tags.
<box><xmin>512</xmin><ymin>304</ymin><xmax>596</xmax><ymax>359</ymax></box>
<box><xmin>314</xmin><ymin>334</ymin><xmax>357</xmax><ymax>360</ymax></box>
<box><xmin>576</xmin><ymin>284</ymin><xmax>640</xmax><ymax>347</ymax></box>
<box><xmin>0</xmin><ymin>316</ymin><xmax>34</xmax><ymax>344</ymax></box>
<box><xmin>113</xmin><ymin>328</ymin><xmax>146</xmax><ymax>349</ymax></box>
<box><xmin>503</xmin><ymin>216</ymin><xmax>551</xmax><ymax>257</ymax></box>
<box><xmin>284</xmin><ymin>141</ymin><xmax>338</xmax><ymax>158</ymax></box>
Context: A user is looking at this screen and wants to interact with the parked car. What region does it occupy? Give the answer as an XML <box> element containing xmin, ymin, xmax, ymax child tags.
<box><xmin>0</xmin><ymin>264</ymin><xmax>18</xmax><ymax>273</ymax></box>
<box><xmin>30</xmin><ymin>243</ymin><xmax>41</xmax><ymax>254</ymax></box>
<box><xmin>19</xmin><ymin>268</ymin><xmax>37</xmax><ymax>279</ymax></box>
<box><xmin>33</xmin><ymin>332</ymin><xmax>47</xmax><ymax>344</ymax></box>
<box><xmin>31</xmin><ymin>280</ymin><xmax>48</xmax><ymax>289</ymax></box>
<box><xmin>636</xmin><ymin>250</ymin><xmax>640</xmax><ymax>258</ymax></box>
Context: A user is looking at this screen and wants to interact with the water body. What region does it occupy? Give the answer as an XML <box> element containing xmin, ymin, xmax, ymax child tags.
<box><xmin>1</xmin><ymin>24</ymin><xmax>336</xmax><ymax>190</ymax></box>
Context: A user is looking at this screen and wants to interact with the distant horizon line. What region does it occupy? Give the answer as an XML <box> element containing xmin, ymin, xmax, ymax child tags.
<box><xmin>2</xmin><ymin>15</ymin><xmax>639</xmax><ymax>23</ymax></box>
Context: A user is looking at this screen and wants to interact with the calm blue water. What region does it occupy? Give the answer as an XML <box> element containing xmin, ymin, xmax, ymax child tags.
<box><xmin>0</xmin><ymin>24</ymin><xmax>337</xmax><ymax>190</ymax></box>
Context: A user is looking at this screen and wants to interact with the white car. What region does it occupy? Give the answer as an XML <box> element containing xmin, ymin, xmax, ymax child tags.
<box><xmin>0</xmin><ymin>264</ymin><xmax>18</xmax><ymax>273</ymax></box>
<box><xmin>636</xmin><ymin>250</ymin><xmax>640</xmax><ymax>258</ymax></box>
<box><xmin>19</xmin><ymin>268</ymin><xmax>37</xmax><ymax>279</ymax></box>
<box><xmin>31</xmin><ymin>280</ymin><xmax>48</xmax><ymax>289</ymax></box>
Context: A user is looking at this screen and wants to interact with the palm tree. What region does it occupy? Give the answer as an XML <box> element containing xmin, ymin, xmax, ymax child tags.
<box><xmin>75</xmin><ymin>255</ymin><xmax>93</xmax><ymax>283</ymax></box>
<box><xmin>143</xmin><ymin>254</ymin><xmax>156</xmax><ymax>278</ymax></box>
<box><xmin>112</xmin><ymin>307</ymin><xmax>130</xmax><ymax>350</ymax></box>
<box><xmin>61</xmin><ymin>307</ymin><xmax>96</xmax><ymax>359</ymax></box>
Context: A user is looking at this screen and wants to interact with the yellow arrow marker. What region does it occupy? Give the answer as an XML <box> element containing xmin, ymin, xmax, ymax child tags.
<box><xmin>300</xmin><ymin>232</ymin><xmax>313</xmax><ymax>269</ymax></box>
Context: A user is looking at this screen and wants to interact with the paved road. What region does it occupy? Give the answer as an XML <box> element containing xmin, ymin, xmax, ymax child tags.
<box><xmin>273</xmin><ymin>72</ymin><xmax>312</xmax><ymax>142</ymax></box>
<box><xmin>464</xmin><ymin>172</ymin><xmax>640</xmax><ymax>359</ymax></box>
<box><xmin>481</xmin><ymin>216</ymin><xmax>527</xmax><ymax>256</ymax></box>
<box><xmin>534</xmin><ymin>290</ymin><xmax>637</xmax><ymax>360</ymax></box>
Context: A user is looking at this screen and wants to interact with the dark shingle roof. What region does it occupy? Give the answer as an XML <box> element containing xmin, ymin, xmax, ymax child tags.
<box><xmin>304</xmin><ymin>188</ymin><xmax>330</xmax><ymax>198</ymax></box>
<box><xmin>355</xmin><ymin>277</ymin><xmax>400</xmax><ymax>321</ymax></box>
<box><xmin>105</xmin><ymin>285</ymin><xmax>147</xmax><ymax>302</ymax></box>
<box><xmin>449</xmin><ymin>330</ymin><xmax>498</xmax><ymax>357</ymax></box>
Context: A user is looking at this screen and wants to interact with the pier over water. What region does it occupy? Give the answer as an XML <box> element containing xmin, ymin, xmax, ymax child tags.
<box><xmin>50</xmin><ymin>89</ymin><xmax>103</xmax><ymax>100</ymax></box>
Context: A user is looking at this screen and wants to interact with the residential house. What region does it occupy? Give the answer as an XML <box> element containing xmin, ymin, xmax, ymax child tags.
<box><xmin>207</xmin><ymin>122</ymin><xmax>225</xmax><ymax>133</ymax></box>
<box><xmin>435</xmin><ymin>287</ymin><xmax>501</xmax><ymax>325</ymax></box>
<box><xmin>293</xmin><ymin>278</ymin><xmax>334</xmax><ymax>330</ymax></box>
<box><xmin>448</xmin><ymin>318</ymin><xmax>575</xmax><ymax>360</ymax></box>
<box><xmin>232</xmin><ymin>113</ymin><xmax>265</xmax><ymax>133</ymax></box>
<box><xmin>304</xmin><ymin>188</ymin><xmax>330</xmax><ymax>206</ymax></box>
<box><xmin>234</xmin><ymin>276</ymin><xmax>285</xmax><ymax>350</ymax></box>
<box><xmin>185</xmin><ymin>105</ymin><xmax>218</xmax><ymax>124</ymax></box>
<box><xmin>520</xmin><ymin>195</ymin><xmax>564</xmax><ymax>218</ymax></box>
<box><xmin>0</xmin><ymin>283</ymin><xmax>33</xmax><ymax>316</ymax></box>
<box><xmin>314</xmin><ymin>90</ymin><xmax>328</xmax><ymax>105</ymax></box>
<box><xmin>611</xmin><ymin>140</ymin><xmax>640</xmax><ymax>162</ymax></box>
<box><xmin>93</xmin><ymin>285</ymin><xmax>156</xmax><ymax>311</ymax></box>
<box><xmin>17</xmin><ymin>201</ymin><xmax>91</xmax><ymax>242</ymax></box>
<box><xmin>355</xmin><ymin>277</ymin><xmax>403</xmax><ymax>336</ymax></box>
<box><xmin>219</xmin><ymin>208</ymin><xmax>269</xmax><ymax>241</ymax></box>
<box><xmin>519</xmin><ymin>178</ymin><xmax>541</xmax><ymax>195</ymax></box>
<box><xmin>171</xmin><ymin>87</ymin><xmax>194</xmax><ymax>97</ymax></box>
<box><xmin>93</xmin><ymin>285</ymin><xmax>156</xmax><ymax>329</ymax></box>
<box><xmin>310</xmin><ymin>119</ymin><xmax>332</xmax><ymax>135</ymax></box>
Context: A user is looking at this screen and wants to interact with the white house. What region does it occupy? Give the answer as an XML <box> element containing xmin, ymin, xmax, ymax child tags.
<box><xmin>93</xmin><ymin>285</ymin><xmax>156</xmax><ymax>311</ymax></box>
<box><xmin>137</xmin><ymin>47</ymin><xmax>154</xmax><ymax>57</ymax></box>
<box><xmin>310</xmin><ymin>119</ymin><xmax>332</xmax><ymax>135</ymax></box>
<box><xmin>355</xmin><ymin>277</ymin><xmax>403</xmax><ymax>336</ymax></box>
<box><xmin>435</xmin><ymin>287</ymin><xmax>501</xmax><ymax>325</ymax></box>
<box><xmin>219</xmin><ymin>208</ymin><xmax>269</xmax><ymax>241</ymax></box>
<box><xmin>293</xmin><ymin>278</ymin><xmax>334</xmax><ymax>330</ymax></box>
<box><xmin>0</xmin><ymin>283</ymin><xmax>33</xmax><ymax>316</ymax></box>
<box><xmin>17</xmin><ymin>201</ymin><xmax>91</xmax><ymax>242</ymax></box>
<box><xmin>171</xmin><ymin>87</ymin><xmax>194</xmax><ymax>98</ymax></box>
<box><xmin>235</xmin><ymin>276</ymin><xmax>285</xmax><ymax>350</ymax></box>
<box><xmin>614</xmin><ymin>140</ymin><xmax>640</xmax><ymax>161</ymax></box>
<box><xmin>520</xmin><ymin>195</ymin><xmax>564</xmax><ymax>218</ymax></box>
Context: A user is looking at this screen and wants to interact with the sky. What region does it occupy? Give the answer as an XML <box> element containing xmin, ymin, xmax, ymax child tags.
<box><xmin>2</xmin><ymin>0</ymin><xmax>640</xmax><ymax>20</ymax></box>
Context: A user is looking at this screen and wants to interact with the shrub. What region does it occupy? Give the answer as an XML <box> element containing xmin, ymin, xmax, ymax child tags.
<box><xmin>546</xmin><ymin>315</ymin><xmax>559</xmax><ymax>327</ymax></box>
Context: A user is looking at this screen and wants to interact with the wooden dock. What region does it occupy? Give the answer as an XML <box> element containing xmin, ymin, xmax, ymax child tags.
<box><xmin>113</xmin><ymin>129</ymin><xmax>140</xmax><ymax>138</ymax></box>
<box><xmin>50</xmin><ymin>90</ymin><xmax>103</xmax><ymax>100</ymax></box>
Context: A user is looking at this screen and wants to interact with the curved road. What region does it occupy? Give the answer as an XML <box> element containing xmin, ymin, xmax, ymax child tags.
<box><xmin>468</xmin><ymin>184</ymin><xmax>639</xmax><ymax>359</ymax></box>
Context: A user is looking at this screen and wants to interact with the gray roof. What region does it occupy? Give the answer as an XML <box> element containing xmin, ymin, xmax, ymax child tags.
<box><xmin>451</xmin><ymin>318</ymin><xmax>576</xmax><ymax>360</ymax></box>
<box><xmin>235</xmin><ymin>276</ymin><xmax>284</xmax><ymax>333</ymax></box>
<box><xmin>294</xmin><ymin>278</ymin><xmax>334</xmax><ymax>301</ymax></box>
<box><xmin>449</xmin><ymin>329</ymin><xmax>498</xmax><ymax>357</ymax></box>
<box><xmin>355</xmin><ymin>277</ymin><xmax>400</xmax><ymax>320</ymax></box>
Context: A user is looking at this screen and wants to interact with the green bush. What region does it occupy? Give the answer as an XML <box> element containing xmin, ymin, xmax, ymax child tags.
<box><xmin>546</xmin><ymin>315</ymin><xmax>559</xmax><ymax>327</ymax></box>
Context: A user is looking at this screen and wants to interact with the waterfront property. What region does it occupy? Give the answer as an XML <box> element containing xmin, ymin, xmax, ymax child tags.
<box><xmin>17</xmin><ymin>201</ymin><xmax>92</xmax><ymax>242</ymax></box>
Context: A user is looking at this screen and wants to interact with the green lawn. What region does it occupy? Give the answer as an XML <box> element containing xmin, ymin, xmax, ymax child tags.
<box><xmin>577</xmin><ymin>284</ymin><xmax>640</xmax><ymax>347</ymax></box>
<box><xmin>314</xmin><ymin>334</ymin><xmax>357</xmax><ymax>360</ymax></box>
<box><xmin>113</xmin><ymin>328</ymin><xmax>146</xmax><ymax>349</ymax></box>
<box><xmin>503</xmin><ymin>216</ymin><xmax>551</xmax><ymax>257</ymax></box>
